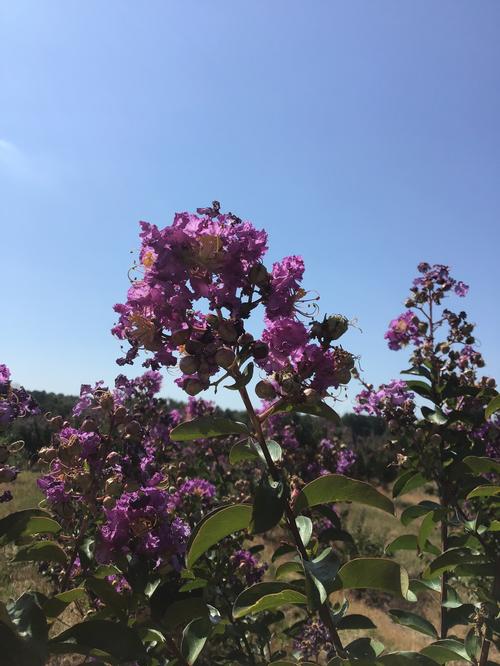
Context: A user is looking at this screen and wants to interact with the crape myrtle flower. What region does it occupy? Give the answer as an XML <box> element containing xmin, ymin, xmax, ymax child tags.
<box><xmin>384</xmin><ymin>311</ymin><xmax>422</xmax><ymax>351</ymax></box>
<box><xmin>112</xmin><ymin>206</ymin><xmax>353</xmax><ymax>401</ymax></box>
<box><xmin>96</xmin><ymin>487</ymin><xmax>190</xmax><ymax>569</ymax></box>
<box><xmin>355</xmin><ymin>380</ymin><xmax>415</xmax><ymax>419</ymax></box>
<box><xmin>230</xmin><ymin>549</ymin><xmax>268</xmax><ymax>586</ymax></box>
<box><xmin>294</xmin><ymin>618</ymin><xmax>334</xmax><ymax>660</ymax></box>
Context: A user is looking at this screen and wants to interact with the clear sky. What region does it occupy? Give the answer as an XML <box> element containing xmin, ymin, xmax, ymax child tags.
<box><xmin>1</xmin><ymin>1</ymin><xmax>499</xmax><ymax>411</ymax></box>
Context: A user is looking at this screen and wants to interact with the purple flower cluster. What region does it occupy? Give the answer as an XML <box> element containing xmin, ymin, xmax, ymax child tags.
<box><xmin>96</xmin><ymin>487</ymin><xmax>190</xmax><ymax>569</ymax></box>
<box><xmin>413</xmin><ymin>263</ymin><xmax>469</xmax><ymax>299</ymax></box>
<box><xmin>384</xmin><ymin>311</ymin><xmax>422</xmax><ymax>351</ymax></box>
<box><xmin>294</xmin><ymin>619</ymin><xmax>333</xmax><ymax>660</ymax></box>
<box><xmin>355</xmin><ymin>380</ymin><xmax>415</xmax><ymax>418</ymax></box>
<box><xmin>0</xmin><ymin>364</ymin><xmax>38</xmax><ymax>503</ymax></box>
<box><xmin>230</xmin><ymin>549</ymin><xmax>267</xmax><ymax>585</ymax></box>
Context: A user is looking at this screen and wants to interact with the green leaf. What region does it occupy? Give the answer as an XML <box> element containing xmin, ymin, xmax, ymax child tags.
<box><xmin>462</xmin><ymin>456</ymin><xmax>500</xmax><ymax>476</ymax></box>
<box><xmin>402</xmin><ymin>365</ymin><xmax>432</xmax><ymax>380</ymax></box>
<box><xmin>336</xmin><ymin>558</ymin><xmax>412</xmax><ymax>600</ymax></box>
<box><xmin>186</xmin><ymin>504</ymin><xmax>252</xmax><ymax>568</ymax></box>
<box><xmin>389</xmin><ymin>609</ymin><xmax>438</xmax><ymax>638</ymax></box>
<box><xmin>181</xmin><ymin>616</ymin><xmax>213</xmax><ymax>664</ymax></box>
<box><xmin>50</xmin><ymin>620</ymin><xmax>146</xmax><ymax>661</ymax></box>
<box><xmin>14</xmin><ymin>541</ymin><xmax>67</xmax><ymax>566</ymax></box>
<box><xmin>272</xmin><ymin>543</ymin><xmax>296</xmax><ymax>561</ymax></box>
<box><xmin>346</xmin><ymin>637</ymin><xmax>384</xmax><ymax>658</ymax></box>
<box><xmin>272</xmin><ymin>400</ymin><xmax>341</xmax><ymax>424</ymax></box>
<box><xmin>393</xmin><ymin>471</ymin><xmax>427</xmax><ymax>498</ymax></box>
<box><xmin>162</xmin><ymin>598</ymin><xmax>210</xmax><ymax>631</ymax></box>
<box><xmin>386</xmin><ymin>534</ymin><xmax>440</xmax><ymax>556</ymax></box>
<box><xmin>0</xmin><ymin>509</ymin><xmax>61</xmax><ymax>545</ymax></box>
<box><xmin>379</xmin><ymin>654</ymin><xmax>437</xmax><ymax>665</ymax></box>
<box><xmin>405</xmin><ymin>380</ymin><xmax>434</xmax><ymax>400</ymax></box>
<box><xmin>409</xmin><ymin>578</ymin><xmax>441</xmax><ymax>597</ymax></box>
<box><xmin>229</xmin><ymin>439</ymin><xmax>282</xmax><ymax>465</ymax></box>
<box><xmin>418</xmin><ymin>511</ymin><xmax>441</xmax><ymax>551</ymax></box>
<box><xmin>400</xmin><ymin>501</ymin><xmax>441</xmax><ymax>526</ymax></box>
<box><xmin>421</xmin><ymin>639</ymin><xmax>472</xmax><ymax>663</ymax></box>
<box><xmin>85</xmin><ymin>577</ymin><xmax>126</xmax><ymax>614</ymax></box>
<box><xmin>233</xmin><ymin>583</ymin><xmax>307</xmax><ymax>619</ymax></box>
<box><xmin>275</xmin><ymin>561</ymin><xmax>303</xmax><ymax>580</ymax></box>
<box><xmin>295</xmin><ymin>474</ymin><xmax>394</xmax><ymax>515</ymax></box>
<box><xmin>250</xmin><ymin>475</ymin><xmax>285</xmax><ymax>534</ymax></box>
<box><xmin>180</xmin><ymin>578</ymin><xmax>209</xmax><ymax>593</ymax></box>
<box><xmin>421</xmin><ymin>406</ymin><xmax>448</xmax><ymax>425</ymax></box>
<box><xmin>8</xmin><ymin>593</ymin><xmax>48</xmax><ymax>643</ymax></box>
<box><xmin>296</xmin><ymin>516</ymin><xmax>313</xmax><ymax>548</ymax></box>
<box><xmin>170</xmin><ymin>417</ymin><xmax>249</xmax><ymax>441</ymax></box>
<box><xmin>303</xmin><ymin>548</ymin><xmax>341</xmax><ymax>609</ymax></box>
<box><xmin>485</xmin><ymin>393</ymin><xmax>500</xmax><ymax>419</ymax></box>
<box><xmin>424</xmin><ymin>548</ymin><xmax>485</xmax><ymax>579</ymax></box>
<box><xmin>466</xmin><ymin>485</ymin><xmax>500</xmax><ymax>499</ymax></box>
<box><xmin>464</xmin><ymin>628</ymin><xmax>481</xmax><ymax>660</ymax></box>
<box><xmin>336</xmin><ymin>614</ymin><xmax>376</xmax><ymax>630</ymax></box>
<box><xmin>42</xmin><ymin>589</ymin><xmax>86</xmax><ymax>619</ymax></box>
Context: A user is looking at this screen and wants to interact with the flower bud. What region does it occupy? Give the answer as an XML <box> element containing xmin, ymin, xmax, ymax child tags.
<box><xmin>125</xmin><ymin>420</ymin><xmax>142</xmax><ymax>437</ymax></box>
<box><xmin>171</xmin><ymin>328</ymin><xmax>191</xmax><ymax>346</ymax></box>
<box><xmin>238</xmin><ymin>333</ymin><xmax>254</xmax><ymax>347</ymax></box>
<box><xmin>249</xmin><ymin>263</ymin><xmax>269</xmax><ymax>286</ymax></box>
<box><xmin>99</xmin><ymin>392</ymin><xmax>114</xmax><ymax>411</ymax></box>
<box><xmin>0</xmin><ymin>466</ymin><xmax>17</xmax><ymax>482</ymax></box>
<box><xmin>113</xmin><ymin>406</ymin><xmax>128</xmax><ymax>424</ymax></box>
<box><xmin>255</xmin><ymin>380</ymin><xmax>277</xmax><ymax>400</ymax></box>
<box><xmin>185</xmin><ymin>340</ymin><xmax>202</xmax><ymax>356</ymax></box>
<box><xmin>184</xmin><ymin>378</ymin><xmax>204</xmax><ymax>396</ymax></box>
<box><xmin>325</xmin><ymin>315</ymin><xmax>349</xmax><ymax>340</ymax></box>
<box><xmin>179</xmin><ymin>355</ymin><xmax>200</xmax><ymax>375</ymax></box>
<box><xmin>215</xmin><ymin>347</ymin><xmax>236</xmax><ymax>369</ymax></box>
<box><xmin>303</xmin><ymin>388</ymin><xmax>320</xmax><ymax>403</ymax></box>
<box><xmin>103</xmin><ymin>496</ymin><xmax>115</xmax><ymax>509</ymax></box>
<box><xmin>81</xmin><ymin>418</ymin><xmax>98</xmax><ymax>432</ymax></box>
<box><xmin>105</xmin><ymin>476</ymin><xmax>122</xmax><ymax>496</ymax></box>
<box><xmin>252</xmin><ymin>341</ymin><xmax>269</xmax><ymax>360</ymax></box>
<box><xmin>205</xmin><ymin>314</ymin><xmax>219</xmax><ymax>328</ymax></box>
<box><xmin>48</xmin><ymin>415</ymin><xmax>63</xmax><ymax>429</ymax></box>
<box><xmin>38</xmin><ymin>446</ymin><xmax>58</xmax><ymax>463</ymax></box>
<box><xmin>106</xmin><ymin>451</ymin><xmax>121</xmax><ymax>465</ymax></box>
<box><xmin>218</xmin><ymin>321</ymin><xmax>238</xmax><ymax>343</ymax></box>
<box><xmin>429</xmin><ymin>433</ymin><xmax>442</xmax><ymax>446</ymax></box>
<box><xmin>335</xmin><ymin>368</ymin><xmax>352</xmax><ymax>384</ymax></box>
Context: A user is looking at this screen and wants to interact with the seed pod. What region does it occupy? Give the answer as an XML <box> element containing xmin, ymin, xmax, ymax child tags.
<box><xmin>105</xmin><ymin>476</ymin><xmax>122</xmax><ymax>496</ymax></box>
<box><xmin>303</xmin><ymin>388</ymin><xmax>320</xmax><ymax>403</ymax></box>
<box><xmin>113</xmin><ymin>406</ymin><xmax>128</xmax><ymax>424</ymax></box>
<box><xmin>325</xmin><ymin>315</ymin><xmax>349</xmax><ymax>340</ymax></box>
<box><xmin>81</xmin><ymin>418</ymin><xmax>98</xmax><ymax>432</ymax></box>
<box><xmin>238</xmin><ymin>333</ymin><xmax>254</xmax><ymax>347</ymax></box>
<box><xmin>179</xmin><ymin>355</ymin><xmax>200</xmax><ymax>375</ymax></box>
<box><xmin>126</xmin><ymin>420</ymin><xmax>142</xmax><ymax>437</ymax></box>
<box><xmin>48</xmin><ymin>415</ymin><xmax>64</xmax><ymax>429</ymax></box>
<box><xmin>184</xmin><ymin>378</ymin><xmax>204</xmax><ymax>396</ymax></box>
<box><xmin>249</xmin><ymin>263</ymin><xmax>269</xmax><ymax>286</ymax></box>
<box><xmin>218</xmin><ymin>321</ymin><xmax>238</xmax><ymax>343</ymax></box>
<box><xmin>38</xmin><ymin>446</ymin><xmax>58</xmax><ymax>463</ymax></box>
<box><xmin>171</xmin><ymin>328</ymin><xmax>191</xmax><ymax>346</ymax></box>
<box><xmin>255</xmin><ymin>380</ymin><xmax>277</xmax><ymax>400</ymax></box>
<box><xmin>185</xmin><ymin>339</ymin><xmax>203</xmax><ymax>355</ymax></box>
<box><xmin>215</xmin><ymin>347</ymin><xmax>236</xmax><ymax>369</ymax></box>
<box><xmin>99</xmin><ymin>392</ymin><xmax>114</xmax><ymax>411</ymax></box>
<box><xmin>252</xmin><ymin>341</ymin><xmax>269</xmax><ymax>360</ymax></box>
<box><xmin>103</xmin><ymin>496</ymin><xmax>115</xmax><ymax>509</ymax></box>
<box><xmin>106</xmin><ymin>451</ymin><xmax>121</xmax><ymax>465</ymax></box>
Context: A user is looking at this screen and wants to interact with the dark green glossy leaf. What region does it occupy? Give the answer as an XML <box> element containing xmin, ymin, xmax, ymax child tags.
<box><xmin>389</xmin><ymin>609</ymin><xmax>438</xmax><ymax>638</ymax></box>
<box><xmin>303</xmin><ymin>548</ymin><xmax>340</xmax><ymax>610</ymax></box>
<box><xmin>163</xmin><ymin>598</ymin><xmax>210</xmax><ymax>631</ymax></box>
<box><xmin>170</xmin><ymin>417</ymin><xmax>249</xmax><ymax>441</ymax></box>
<box><xmin>385</xmin><ymin>534</ymin><xmax>440</xmax><ymax>556</ymax></box>
<box><xmin>224</xmin><ymin>362</ymin><xmax>254</xmax><ymax>390</ymax></box>
<box><xmin>50</xmin><ymin>620</ymin><xmax>146</xmax><ymax>661</ymax></box>
<box><xmin>14</xmin><ymin>541</ymin><xmax>67</xmax><ymax>566</ymax></box>
<box><xmin>296</xmin><ymin>516</ymin><xmax>313</xmax><ymax>547</ymax></box>
<box><xmin>346</xmin><ymin>637</ymin><xmax>384</xmax><ymax>658</ymax></box>
<box><xmin>0</xmin><ymin>509</ymin><xmax>61</xmax><ymax>545</ymax></box>
<box><xmin>335</xmin><ymin>558</ymin><xmax>412</xmax><ymax>600</ymax></box>
<box><xmin>295</xmin><ymin>474</ymin><xmax>394</xmax><ymax>515</ymax></box>
<box><xmin>229</xmin><ymin>439</ymin><xmax>282</xmax><ymax>465</ymax></box>
<box><xmin>336</xmin><ymin>614</ymin><xmax>376</xmax><ymax>630</ymax></box>
<box><xmin>393</xmin><ymin>471</ymin><xmax>427</xmax><ymax>498</ymax></box>
<box><xmin>186</xmin><ymin>504</ymin><xmax>252</xmax><ymax>568</ymax></box>
<box><xmin>272</xmin><ymin>401</ymin><xmax>341</xmax><ymax>424</ymax></box>
<box><xmin>421</xmin><ymin>406</ymin><xmax>448</xmax><ymax>425</ymax></box>
<box><xmin>181</xmin><ymin>615</ymin><xmax>213</xmax><ymax>664</ymax></box>
<box><xmin>485</xmin><ymin>393</ymin><xmax>500</xmax><ymax>419</ymax></box>
<box><xmin>233</xmin><ymin>583</ymin><xmax>306</xmax><ymax>619</ymax></box>
<box><xmin>462</xmin><ymin>456</ymin><xmax>500</xmax><ymax>476</ymax></box>
<box><xmin>400</xmin><ymin>501</ymin><xmax>441</xmax><ymax>526</ymax></box>
<box><xmin>42</xmin><ymin>589</ymin><xmax>86</xmax><ymax>619</ymax></box>
<box><xmin>405</xmin><ymin>380</ymin><xmax>434</xmax><ymax>400</ymax></box>
<box><xmin>424</xmin><ymin>548</ymin><xmax>486</xmax><ymax>579</ymax></box>
<box><xmin>275</xmin><ymin>561</ymin><xmax>303</xmax><ymax>580</ymax></box>
<box><xmin>466</xmin><ymin>485</ymin><xmax>500</xmax><ymax>499</ymax></box>
<box><xmin>250</xmin><ymin>475</ymin><xmax>285</xmax><ymax>534</ymax></box>
<box><xmin>420</xmin><ymin>638</ymin><xmax>472</xmax><ymax>663</ymax></box>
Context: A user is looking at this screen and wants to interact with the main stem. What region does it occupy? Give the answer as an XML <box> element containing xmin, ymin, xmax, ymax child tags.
<box><xmin>237</xmin><ymin>384</ymin><xmax>346</xmax><ymax>658</ymax></box>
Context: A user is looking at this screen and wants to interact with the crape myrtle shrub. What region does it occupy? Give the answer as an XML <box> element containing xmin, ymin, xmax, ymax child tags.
<box><xmin>0</xmin><ymin>204</ymin><xmax>498</xmax><ymax>666</ymax></box>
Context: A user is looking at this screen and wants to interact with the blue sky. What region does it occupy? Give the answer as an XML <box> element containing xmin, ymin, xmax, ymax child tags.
<box><xmin>1</xmin><ymin>1</ymin><xmax>499</xmax><ymax>411</ymax></box>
